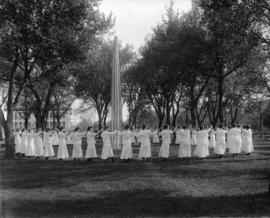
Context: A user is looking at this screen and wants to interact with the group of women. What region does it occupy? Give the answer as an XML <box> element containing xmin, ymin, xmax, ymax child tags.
<box><xmin>13</xmin><ymin>123</ymin><xmax>254</xmax><ymax>161</ymax></box>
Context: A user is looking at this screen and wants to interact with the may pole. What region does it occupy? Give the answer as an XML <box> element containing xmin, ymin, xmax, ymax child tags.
<box><xmin>111</xmin><ymin>36</ymin><xmax>122</xmax><ymax>149</ymax></box>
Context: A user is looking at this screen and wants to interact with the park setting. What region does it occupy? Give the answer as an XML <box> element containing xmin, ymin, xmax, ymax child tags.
<box><xmin>0</xmin><ymin>0</ymin><xmax>270</xmax><ymax>217</ymax></box>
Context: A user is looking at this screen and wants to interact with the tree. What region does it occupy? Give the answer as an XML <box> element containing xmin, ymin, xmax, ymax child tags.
<box><xmin>0</xmin><ymin>0</ymin><xmax>113</xmax><ymax>158</ymax></box>
<box><xmin>199</xmin><ymin>0</ymin><xmax>259</xmax><ymax>124</ymax></box>
<box><xmin>51</xmin><ymin>86</ymin><xmax>76</xmax><ymax>129</ymax></box>
<box><xmin>122</xmin><ymin>64</ymin><xmax>149</xmax><ymax>127</ymax></box>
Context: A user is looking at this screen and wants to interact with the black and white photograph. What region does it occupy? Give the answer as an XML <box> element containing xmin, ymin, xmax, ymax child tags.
<box><xmin>0</xmin><ymin>0</ymin><xmax>270</xmax><ymax>217</ymax></box>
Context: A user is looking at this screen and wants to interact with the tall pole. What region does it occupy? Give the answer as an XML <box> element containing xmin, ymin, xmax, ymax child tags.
<box><xmin>111</xmin><ymin>36</ymin><xmax>122</xmax><ymax>149</ymax></box>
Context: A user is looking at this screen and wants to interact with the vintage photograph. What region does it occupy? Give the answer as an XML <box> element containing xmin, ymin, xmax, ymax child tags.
<box><xmin>0</xmin><ymin>0</ymin><xmax>270</xmax><ymax>217</ymax></box>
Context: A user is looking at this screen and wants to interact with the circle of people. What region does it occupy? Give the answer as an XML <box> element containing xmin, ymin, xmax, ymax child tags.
<box><xmin>13</xmin><ymin>123</ymin><xmax>254</xmax><ymax>161</ymax></box>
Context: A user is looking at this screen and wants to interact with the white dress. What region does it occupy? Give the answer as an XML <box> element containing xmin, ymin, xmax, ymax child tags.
<box><xmin>159</xmin><ymin>130</ymin><xmax>173</xmax><ymax>158</ymax></box>
<box><xmin>137</xmin><ymin>130</ymin><xmax>152</xmax><ymax>158</ymax></box>
<box><xmin>120</xmin><ymin>130</ymin><xmax>133</xmax><ymax>159</ymax></box>
<box><xmin>191</xmin><ymin>130</ymin><xmax>197</xmax><ymax>145</ymax></box>
<box><xmin>72</xmin><ymin>132</ymin><xmax>84</xmax><ymax>158</ymax></box>
<box><xmin>241</xmin><ymin>129</ymin><xmax>254</xmax><ymax>153</ymax></box>
<box><xmin>152</xmin><ymin>131</ymin><xmax>160</xmax><ymax>143</ymax></box>
<box><xmin>21</xmin><ymin>133</ymin><xmax>28</xmax><ymax>154</ymax></box>
<box><xmin>214</xmin><ymin>129</ymin><xmax>227</xmax><ymax>155</ymax></box>
<box><xmin>57</xmin><ymin>132</ymin><xmax>69</xmax><ymax>159</ymax></box>
<box><xmin>194</xmin><ymin>130</ymin><xmax>209</xmax><ymax>158</ymax></box>
<box><xmin>26</xmin><ymin>133</ymin><xmax>35</xmax><ymax>156</ymax></box>
<box><xmin>14</xmin><ymin>132</ymin><xmax>22</xmax><ymax>153</ymax></box>
<box><xmin>209</xmin><ymin>130</ymin><xmax>216</xmax><ymax>148</ymax></box>
<box><xmin>85</xmin><ymin>132</ymin><xmax>97</xmax><ymax>158</ymax></box>
<box><xmin>175</xmin><ymin>129</ymin><xmax>183</xmax><ymax>144</ymax></box>
<box><xmin>34</xmin><ymin>133</ymin><xmax>44</xmax><ymax>157</ymax></box>
<box><xmin>228</xmin><ymin>128</ymin><xmax>242</xmax><ymax>154</ymax></box>
<box><xmin>67</xmin><ymin>134</ymin><xmax>72</xmax><ymax>144</ymax></box>
<box><xmin>101</xmin><ymin>131</ymin><xmax>115</xmax><ymax>159</ymax></box>
<box><xmin>43</xmin><ymin>132</ymin><xmax>55</xmax><ymax>157</ymax></box>
<box><xmin>52</xmin><ymin>133</ymin><xmax>59</xmax><ymax>145</ymax></box>
<box><xmin>178</xmin><ymin>129</ymin><xmax>191</xmax><ymax>157</ymax></box>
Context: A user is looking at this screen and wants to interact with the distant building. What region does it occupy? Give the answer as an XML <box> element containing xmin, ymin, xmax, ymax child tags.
<box><xmin>12</xmin><ymin>110</ymin><xmax>73</xmax><ymax>130</ymax></box>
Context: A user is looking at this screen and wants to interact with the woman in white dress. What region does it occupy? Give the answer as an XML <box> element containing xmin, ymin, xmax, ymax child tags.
<box><xmin>85</xmin><ymin>127</ymin><xmax>101</xmax><ymax>161</ymax></box>
<box><xmin>159</xmin><ymin>125</ymin><xmax>173</xmax><ymax>160</ymax></box>
<box><xmin>51</xmin><ymin>129</ymin><xmax>59</xmax><ymax>147</ymax></box>
<box><xmin>119</xmin><ymin>125</ymin><xmax>134</xmax><ymax>162</ymax></box>
<box><xmin>26</xmin><ymin>129</ymin><xmax>35</xmax><ymax>157</ymax></box>
<box><xmin>21</xmin><ymin>129</ymin><xmax>28</xmax><ymax>157</ymax></box>
<box><xmin>34</xmin><ymin>128</ymin><xmax>44</xmax><ymax>157</ymax></box>
<box><xmin>101</xmin><ymin>126</ymin><xmax>117</xmax><ymax>161</ymax></box>
<box><xmin>43</xmin><ymin>129</ymin><xmax>55</xmax><ymax>160</ymax></box>
<box><xmin>241</xmin><ymin>125</ymin><xmax>254</xmax><ymax>155</ymax></box>
<box><xmin>228</xmin><ymin>124</ymin><xmax>242</xmax><ymax>156</ymax></box>
<box><xmin>14</xmin><ymin>129</ymin><xmax>22</xmax><ymax>157</ymax></box>
<box><xmin>72</xmin><ymin>127</ymin><xmax>85</xmax><ymax>161</ymax></box>
<box><xmin>194</xmin><ymin>126</ymin><xmax>209</xmax><ymax>158</ymax></box>
<box><xmin>152</xmin><ymin>127</ymin><xmax>160</xmax><ymax>144</ymax></box>
<box><xmin>209</xmin><ymin>127</ymin><xmax>216</xmax><ymax>148</ymax></box>
<box><xmin>57</xmin><ymin>128</ymin><xmax>69</xmax><ymax>160</ymax></box>
<box><xmin>214</xmin><ymin>124</ymin><xmax>227</xmax><ymax>158</ymax></box>
<box><xmin>178</xmin><ymin>126</ymin><xmax>191</xmax><ymax>158</ymax></box>
<box><xmin>137</xmin><ymin>125</ymin><xmax>153</xmax><ymax>161</ymax></box>
<box><xmin>175</xmin><ymin>126</ymin><xmax>183</xmax><ymax>145</ymax></box>
<box><xmin>191</xmin><ymin>128</ymin><xmax>197</xmax><ymax>146</ymax></box>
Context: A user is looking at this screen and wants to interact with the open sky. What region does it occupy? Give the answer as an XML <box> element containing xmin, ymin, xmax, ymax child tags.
<box><xmin>99</xmin><ymin>0</ymin><xmax>192</xmax><ymax>51</ymax></box>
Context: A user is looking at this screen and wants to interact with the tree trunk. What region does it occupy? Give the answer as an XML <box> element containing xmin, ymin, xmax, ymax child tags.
<box><xmin>5</xmin><ymin>59</ymin><xmax>18</xmax><ymax>158</ymax></box>
<box><xmin>217</xmin><ymin>78</ymin><xmax>224</xmax><ymax>124</ymax></box>
<box><xmin>165</xmin><ymin>99</ymin><xmax>171</xmax><ymax>125</ymax></box>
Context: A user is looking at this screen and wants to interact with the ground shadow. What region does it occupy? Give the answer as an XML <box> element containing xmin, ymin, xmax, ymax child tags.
<box><xmin>1</xmin><ymin>190</ymin><xmax>270</xmax><ymax>218</ymax></box>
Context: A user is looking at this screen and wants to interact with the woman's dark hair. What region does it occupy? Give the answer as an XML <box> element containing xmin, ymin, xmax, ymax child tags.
<box><xmin>236</xmin><ymin>124</ymin><xmax>241</xmax><ymax>128</ymax></box>
<box><xmin>231</xmin><ymin>124</ymin><xmax>236</xmax><ymax>128</ymax></box>
<box><xmin>199</xmin><ymin>125</ymin><xmax>204</xmax><ymax>130</ymax></box>
<box><xmin>182</xmin><ymin>125</ymin><xmax>187</xmax><ymax>130</ymax></box>
<box><xmin>163</xmin><ymin>124</ymin><xmax>168</xmax><ymax>129</ymax></box>
<box><xmin>75</xmin><ymin>127</ymin><xmax>80</xmax><ymax>132</ymax></box>
<box><xmin>219</xmin><ymin>124</ymin><xmax>223</xmax><ymax>129</ymax></box>
<box><xmin>142</xmin><ymin>124</ymin><xmax>146</xmax><ymax>130</ymax></box>
<box><xmin>87</xmin><ymin>126</ymin><xmax>92</xmax><ymax>131</ymax></box>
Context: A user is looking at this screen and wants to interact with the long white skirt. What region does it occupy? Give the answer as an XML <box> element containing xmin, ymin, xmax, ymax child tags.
<box><xmin>15</xmin><ymin>138</ymin><xmax>22</xmax><ymax>153</ymax></box>
<box><xmin>153</xmin><ymin>134</ymin><xmax>159</xmax><ymax>143</ymax></box>
<box><xmin>85</xmin><ymin>141</ymin><xmax>97</xmax><ymax>158</ymax></box>
<box><xmin>34</xmin><ymin>138</ymin><xmax>44</xmax><ymax>157</ymax></box>
<box><xmin>26</xmin><ymin>139</ymin><xmax>35</xmax><ymax>156</ymax></box>
<box><xmin>72</xmin><ymin>143</ymin><xmax>83</xmax><ymax>158</ymax></box>
<box><xmin>191</xmin><ymin>134</ymin><xmax>197</xmax><ymax>145</ymax></box>
<box><xmin>214</xmin><ymin>140</ymin><xmax>226</xmax><ymax>155</ymax></box>
<box><xmin>178</xmin><ymin>142</ymin><xmax>191</xmax><ymax>157</ymax></box>
<box><xmin>229</xmin><ymin>137</ymin><xmax>242</xmax><ymax>154</ymax></box>
<box><xmin>138</xmin><ymin>142</ymin><xmax>151</xmax><ymax>158</ymax></box>
<box><xmin>120</xmin><ymin>142</ymin><xmax>132</xmax><ymax>159</ymax></box>
<box><xmin>194</xmin><ymin>140</ymin><xmax>209</xmax><ymax>158</ymax></box>
<box><xmin>44</xmin><ymin>142</ymin><xmax>55</xmax><ymax>157</ymax></box>
<box><xmin>101</xmin><ymin>143</ymin><xmax>114</xmax><ymax>160</ymax></box>
<box><xmin>159</xmin><ymin>142</ymin><xmax>170</xmax><ymax>158</ymax></box>
<box><xmin>209</xmin><ymin>134</ymin><xmax>216</xmax><ymax>148</ymax></box>
<box><xmin>57</xmin><ymin>141</ymin><xmax>69</xmax><ymax>159</ymax></box>
<box><xmin>21</xmin><ymin>138</ymin><xmax>27</xmax><ymax>154</ymax></box>
<box><xmin>175</xmin><ymin>135</ymin><xmax>181</xmax><ymax>144</ymax></box>
<box><xmin>241</xmin><ymin>138</ymin><xmax>253</xmax><ymax>153</ymax></box>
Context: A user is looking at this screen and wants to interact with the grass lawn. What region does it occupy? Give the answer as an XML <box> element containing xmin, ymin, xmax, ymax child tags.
<box><xmin>0</xmin><ymin>141</ymin><xmax>270</xmax><ymax>218</ymax></box>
